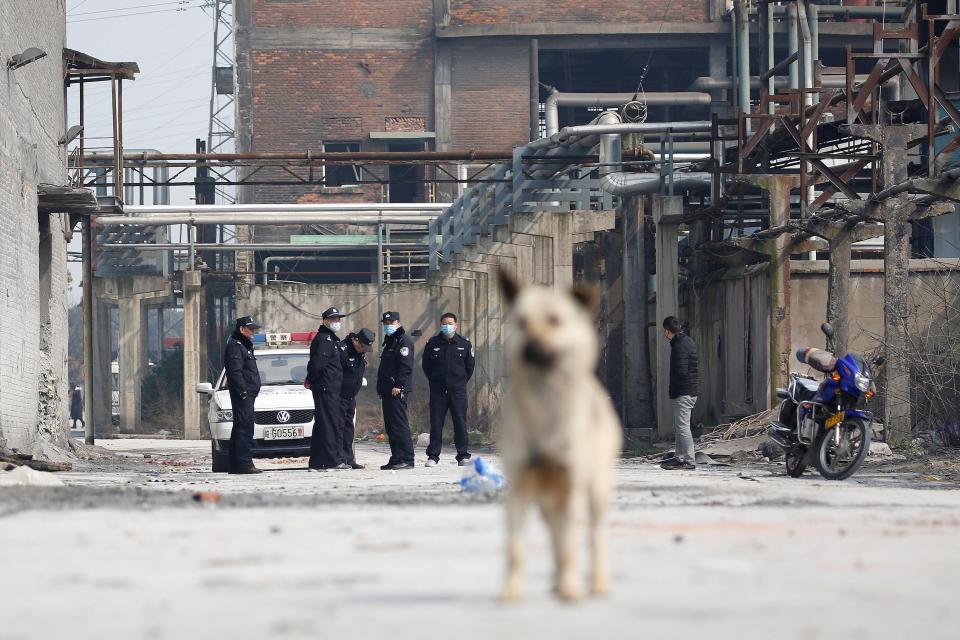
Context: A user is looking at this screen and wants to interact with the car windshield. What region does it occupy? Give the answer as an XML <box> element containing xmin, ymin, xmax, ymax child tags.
<box><xmin>256</xmin><ymin>353</ymin><xmax>309</xmax><ymax>386</ymax></box>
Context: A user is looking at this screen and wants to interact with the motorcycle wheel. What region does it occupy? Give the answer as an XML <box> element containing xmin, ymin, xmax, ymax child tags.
<box><xmin>813</xmin><ymin>418</ymin><xmax>870</xmax><ymax>481</ymax></box>
<box><xmin>785</xmin><ymin>445</ymin><xmax>808</xmax><ymax>477</ymax></box>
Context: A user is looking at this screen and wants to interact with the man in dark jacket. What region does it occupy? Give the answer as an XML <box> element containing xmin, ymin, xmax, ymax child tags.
<box><xmin>224</xmin><ymin>316</ymin><xmax>263</xmax><ymax>474</ymax></box>
<box><xmin>661</xmin><ymin>315</ymin><xmax>699</xmax><ymax>470</ymax></box>
<box><xmin>338</xmin><ymin>327</ymin><xmax>375</xmax><ymax>469</ymax></box>
<box><xmin>377</xmin><ymin>311</ymin><xmax>415</xmax><ymax>470</ymax></box>
<box><xmin>305</xmin><ymin>307</ymin><xmax>346</xmax><ymax>471</ymax></box>
<box><xmin>69</xmin><ymin>385</ymin><xmax>84</xmax><ymax>430</ymax></box>
<box><xmin>422</xmin><ymin>312</ymin><xmax>475</xmax><ymax>466</ymax></box>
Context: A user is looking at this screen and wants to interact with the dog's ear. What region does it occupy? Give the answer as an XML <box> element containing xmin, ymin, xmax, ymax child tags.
<box><xmin>571</xmin><ymin>281</ymin><xmax>599</xmax><ymax>312</ymax></box>
<box><xmin>498</xmin><ymin>268</ymin><xmax>520</xmax><ymax>304</ymax></box>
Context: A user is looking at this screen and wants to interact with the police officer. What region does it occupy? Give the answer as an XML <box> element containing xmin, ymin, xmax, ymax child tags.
<box><xmin>304</xmin><ymin>307</ymin><xmax>346</xmax><ymax>471</ymax></box>
<box><xmin>224</xmin><ymin>316</ymin><xmax>263</xmax><ymax>474</ymax></box>
<box><xmin>377</xmin><ymin>311</ymin><xmax>415</xmax><ymax>470</ymax></box>
<box><xmin>338</xmin><ymin>327</ymin><xmax>375</xmax><ymax>469</ymax></box>
<box><xmin>422</xmin><ymin>312</ymin><xmax>475</xmax><ymax>466</ymax></box>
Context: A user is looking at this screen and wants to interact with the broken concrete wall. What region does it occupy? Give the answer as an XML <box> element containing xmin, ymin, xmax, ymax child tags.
<box><xmin>685</xmin><ymin>265</ymin><xmax>770</xmax><ymax>427</ymax></box>
<box><xmin>0</xmin><ymin>1</ymin><xmax>69</xmax><ymax>452</ymax></box>
<box><xmin>244</xmin><ymin>282</ymin><xmax>467</xmax><ymax>434</ymax></box>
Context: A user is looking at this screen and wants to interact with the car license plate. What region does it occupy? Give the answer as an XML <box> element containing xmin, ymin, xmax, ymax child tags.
<box><xmin>262</xmin><ymin>426</ymin><xmax>304</xmax><ymax>441</ymax></box>
<box><xmin>825</xmin><ymin>411</ymin><xmax>845</xmax><ymax>429</ymax></box>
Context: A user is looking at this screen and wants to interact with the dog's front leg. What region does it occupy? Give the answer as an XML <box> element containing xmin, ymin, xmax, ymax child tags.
<box><xmin>546</xmin><ymin>498</ymin><xmax>582</xmax><ymax>602</ymax></box>
<box><xmin>588</xmin><ymin>489</ymin><xmax>611</xmax><ymax>597</ymax></box>
<box><xmin>500</xmin><ymin>489</ymin><xmax>529</xmax><ymax>603</ymax></box>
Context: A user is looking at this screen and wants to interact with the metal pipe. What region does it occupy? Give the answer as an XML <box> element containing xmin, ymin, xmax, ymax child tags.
<box><xmin>102</xmin><ymin>243</ymin><xmax>431</xmax><ymax>251</ymax></box>
<box><xmin>788</xmin><ymin>4</ymin><xmax>799</xmax><ymax>91</ymax></box>
<box><xmin>376</xmin><ymin>223</ymin><xmax>383</xmax><ymax>328</ymax></box>
<box><xmin>83</xmin><ymin>150</ymin><xmax>513</xmax><ymax>162</ymax></box>
<box><xmin>736</xmin><ymin>0</ymin><xmax>751</xmax><ymax>119</ymax></box>
<box><xmin>809</xmin><ymin>3</ymin><xmax>820</xmax><ymax>103</ymax></box>
<box><xmin>765</xmin><ymin>2</ymin><xmax>775</xmax><ymax>114</ymax></box>
<box><xmin>772</xmin><ymin>4</ymin><xmax>908</xmax><ymax>20</ymax></box>
<box><xmin>687</xmin><ymin>75</ymin><xmax>897</xmax><ymax>91</ymax></box>
<box><xmin>596</xmin><ymin>111</ymin><xmax>713</xmax><ymax>196</ymax></box>
<box><xmin>81</xmin><ymin>219</ymin><xmax>95</xmax><ymax>445</ymax></box>
<box><xmin>97</xmin><ymin>213</ymin><xmax>437</xmax><ymax>226</ymax></box>
<box><xmin>529</xmin><ymin>38</ymin><xmax>540</xmax><ymax>142</ymax></box>
<box><xmin>532</xmin><ymin>120</ymin><xmax>713</xmax><ymax>152</ymax></box>
<box><xmin>543</xmin><ymin>90</ymin><xmax>712</xmax><ymax>135</ymax></box>
<box><xmin>124</xmin><ymin>203</ymin><xmax>447</xmax><ymax>214</ymax></box>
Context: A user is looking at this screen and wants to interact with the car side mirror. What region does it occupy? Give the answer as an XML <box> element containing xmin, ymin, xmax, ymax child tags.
<box><xmin>195</xmin><ymin>382</ymin><xmax>214</xmax><ymax>394</ymax></box>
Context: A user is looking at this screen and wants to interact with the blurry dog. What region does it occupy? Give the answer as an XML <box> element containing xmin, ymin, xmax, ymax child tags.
<box><xmin>497</xmin><ymin>270</ymin><xmax>622</xmax><ymax>602</ymax></box>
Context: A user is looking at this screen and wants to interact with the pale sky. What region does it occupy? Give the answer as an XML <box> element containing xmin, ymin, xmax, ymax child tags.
<box><xmin>66</xmin><ymin>0</ymin><xmax>221</xmax><ymax>303</ymax></box>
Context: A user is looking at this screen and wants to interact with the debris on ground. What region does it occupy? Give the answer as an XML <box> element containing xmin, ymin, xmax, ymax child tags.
<box><xmin>0</xmin><ymin>449</ymin><xmax>72</xmax><ymax>472</ymax></box>
<box><xmin>416</xmin><ymin>432</ymin><xmax>430</xmax><ymax>447</ymax></box>
<box><xmin>869</xmin><ymin>442</ymin><xmax>895</xmax><ymax>458</ymax></box>
<box><xmin>460</xmin><ymin>457</ymin><xmax>506</xmax><ymax>493</ymax></box>
<box><xmin>0</xmin><ymin>465</ymin><xmax>66</xmax><ymax>487</ymax></box>
<box><xmin>192</xmin><ymin>491</ymin><xmax>222</xmax><ymax>504</ymax></box>
<box><xmin>700</xmin><ymin>409</ymin><xmax>778</xmax><ymax>443</ymax></box>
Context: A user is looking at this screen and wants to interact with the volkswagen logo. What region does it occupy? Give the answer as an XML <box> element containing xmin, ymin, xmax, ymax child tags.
<box><xmin>276</xmin><ymin>410</ymin><xmax>291</xmax><ymax>423</ymax></box>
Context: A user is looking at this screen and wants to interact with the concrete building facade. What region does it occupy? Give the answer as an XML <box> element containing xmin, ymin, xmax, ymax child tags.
<box><xmin>0</xmin><ymin>1</ymin><xmax>70</xmax><ymax>452</ymax></box>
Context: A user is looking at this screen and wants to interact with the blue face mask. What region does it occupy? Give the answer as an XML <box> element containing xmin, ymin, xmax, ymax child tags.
<box><xmin>384</xmin><ymin>324</ymin><xmax>398</xmax><ymax>336</ymax></box>
<box><xmin>440</xmin><ymin>324</ymin><xmax>456</xmax><ymax>337</ymax></box>
<box><xmin>328</xmin><ymin>322</ymin><xmax>341</xmax><ymax>334</ymax></box>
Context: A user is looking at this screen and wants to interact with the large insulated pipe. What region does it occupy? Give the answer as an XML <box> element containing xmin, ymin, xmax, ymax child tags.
<box><xmin>123</xmin><ymin>203</ymin><xmax>448</xmax><ymax>214</ymax></box>
<box><xmin>687</xmin><ymin>75</ymin><xmax>898</xmax><ymax>91</ymax></box>
<box><xmin>97</xmin><ymin>213</ymin><xmax>438</xmax><ymax>226</ymax></box>
<box><xmin>595</xmin><ymin>111</ymin><xmax>712</xmax><ymax>197</ymax></box>
<box><xmin>773</xmin><ymin>4</ymin><xmax>907</xmax><ymax>20</ymax></box>
<box><xmin>736</xmin><ymin>0</ymin><xmax>751</xmax><ymax>119</ymax></box>
<box><xmin>788</xmin><ymin>4</ymin><xmax>799</xmax><ymax>91</ymax></box>
<box><xmin>543</xmin><ymin>90</ymin><xmax>712</xmax><ymax>136</ymax></box>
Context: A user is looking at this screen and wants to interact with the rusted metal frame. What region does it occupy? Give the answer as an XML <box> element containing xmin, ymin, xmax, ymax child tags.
<box><xmin>739</xmin><ymin>115</ymin><xmax>777</xmax><ymax>160</ymax></box>
<box><xmin>808</xmin><ymin>159</ymin><xmax>862</xmax><ymax>201</ymax></box>
<box><xmin>466</xmin><ymin>163</ymin><xmax>496</xmax><ymax>182</ymax></box>
<box><xmin>760</xmin><ymin>51</ymin><xmax>800</xmax><ymax>82</ymax></box>
<box><xmin>809</xmin><ymin>158</ymin><xmax>873</xmax><ymax>211</ymax></box>
<box><xmin>800</xmin><ymin>89</ymin><xmax>837</xmax><ymax>141</ymax></box>
<box><xmin>278</xmin><ymin>165</ymin><xmax>309</xmax><ymax>184</ymax></box>
<box><xmin>848</xmin><ymin>61</ymin><xmax>887</xmax><ymax>125</ymax></box>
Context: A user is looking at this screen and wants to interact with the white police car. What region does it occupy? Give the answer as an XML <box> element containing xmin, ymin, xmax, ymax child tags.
<box><xmin>195</xmin><ymin>332</ymin><xmax>360</xmax><ymax>472</ymax></box>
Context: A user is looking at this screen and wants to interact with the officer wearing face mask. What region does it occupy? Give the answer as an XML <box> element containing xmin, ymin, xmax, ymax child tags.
<box><xmin>421</xmin><ymin>312</ymin><xmax>475</xmax><ymax>466</ymax></box>
<box><xmin>377</xmin><ymin>311</ymin><xmax>415</xmax><ymax>470</ymax></box>
<box><xmin>304</xmin><ymin>307</ymin><xmax>346</xmax><ymax>471</ymax></box>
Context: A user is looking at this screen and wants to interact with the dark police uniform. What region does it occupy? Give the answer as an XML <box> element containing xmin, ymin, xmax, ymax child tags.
<box><xmin>338</xmin><ymin>328</ymin><xmax>374</xmax><ymax>467</ymax></box>
<box><xmin>422</xmin><ymin>331</ymin><xmax>475</xmax><ymax>463</ymax></box>
<box><xmin>306</xmin><ymin>314</ymin><xmax>344</xmax><ymax>469</ymax></box>
<box><xmin>377</xmin><ymin>312</ymin><xmax>415</xmax><ymax>468</ymax></box>
<box><xmin>224</xmin><ymin>319</ymin><xmax>262</xmax><ymax>473</ymax></box>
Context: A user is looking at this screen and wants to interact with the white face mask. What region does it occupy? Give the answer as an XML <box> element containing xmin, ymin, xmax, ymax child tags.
<box><xmin>329</xmin><ymin>322</ymin><xmax>342</xmax><ymax>333</ymax></box>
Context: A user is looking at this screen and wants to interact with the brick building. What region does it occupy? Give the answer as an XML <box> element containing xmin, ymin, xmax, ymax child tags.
<box><xmin>0</xmin><ymin>1</ymin><xmax>71</xmax><ymax>451</ymax></box>
<box><xmin>235</xmin><ymin>0</ymin><xmax>874</xmax><ymax>205</ymax></box>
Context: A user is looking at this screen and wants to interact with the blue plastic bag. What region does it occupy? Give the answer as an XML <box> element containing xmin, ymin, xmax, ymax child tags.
<box><xmin>459</xmin><ymin>456</ymin><xmax>506</xmax><ymax>493</ymax></box>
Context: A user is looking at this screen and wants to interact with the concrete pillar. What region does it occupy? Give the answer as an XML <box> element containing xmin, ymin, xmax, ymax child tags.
<box><xmin>91</xmin><ymin>297</ymin><xmax>114</xmax><ymax>432</ymax></box>
<box><xmin>622</xmin><ymin>196</ymin><xmax>655</xmax><ymax>432</ymax></box>
<box><xmin>183</xmin><ymin>270</ymin><xmax>207</xmax><ymax>440</ymax></box>
<box><xmin>653</xmin><ymin>195</ymin><xmax>682</xmax><ymax>440</ymax></box>
<box><xmin>433</xmin><ymin>39</ymin><xmax>454</xmax><ymax>202</ymax></box>
<box><xmin>117</xmin><ymin>295</ymin><xmax>148</xmax><ymax>432</ymax></box>
<box><xmin>826</xmin><ymin>230</ymin><xmax>852</xmax><ymax>356</ymax></box>
<box><xmin>848</xmin><ymin>124</ymin><xmax>925</xmax><ymax>446</ymax></box>
<box><xmin>765</xmin><ymin>176</ymin><xmax>794</xmax><ymax>404</ymax></box>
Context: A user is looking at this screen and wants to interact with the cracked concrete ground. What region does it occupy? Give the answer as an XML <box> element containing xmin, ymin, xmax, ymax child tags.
<box><xmin>1</xmin><ymin>439</ymin><xmax>959</xmax><ymax>640</ymax></box>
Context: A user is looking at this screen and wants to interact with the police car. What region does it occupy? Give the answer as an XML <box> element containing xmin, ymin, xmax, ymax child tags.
<box><xmin>195</xmin><ymin>331</ymin><xmax>363</xmax><ymax>472</ymax></box>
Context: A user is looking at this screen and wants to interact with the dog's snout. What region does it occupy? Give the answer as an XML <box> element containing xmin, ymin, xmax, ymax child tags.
<box><xmin>522</xmin><ymin>339</ymin><xmax>555</xmax><ymax>367</ymax></box>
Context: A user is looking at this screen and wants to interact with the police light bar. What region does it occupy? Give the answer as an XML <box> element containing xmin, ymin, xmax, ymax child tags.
<box><xmin>290</xmin><ymin>331</ymin><xmax>317</xmax><ymax>343</ymax></box>
<box><xmin>252</xmin><ymin>334</ymin><xmax>267</xmax><ymax>344</ymax></box>
<box><xmin>266</xmin><ymin>333</ymin><xmax>291</xmax><ymax>346</ymax></box>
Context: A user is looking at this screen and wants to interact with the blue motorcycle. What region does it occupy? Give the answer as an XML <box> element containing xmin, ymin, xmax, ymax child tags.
<box><xmin>768</xmin><ymin>323</ymin><xmax>882</xmax><ymax>480</ymax></box>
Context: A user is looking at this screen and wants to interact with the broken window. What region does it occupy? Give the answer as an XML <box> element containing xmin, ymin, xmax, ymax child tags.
<box><xmin>323</xmin><ymin>141</ymin><xmax>361</xmax><ymax>187</ymax></box>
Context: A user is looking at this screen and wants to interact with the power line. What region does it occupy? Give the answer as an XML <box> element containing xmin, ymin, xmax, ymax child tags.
<box><xmin>67</xmin><ymin>3</ymin><xmax>208</xmax><ymax>23</ymax></box>
<box><xmin>68</xmin><ymin>0</ymin><xmax>203</xmax><ymax>16</ymax></box>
